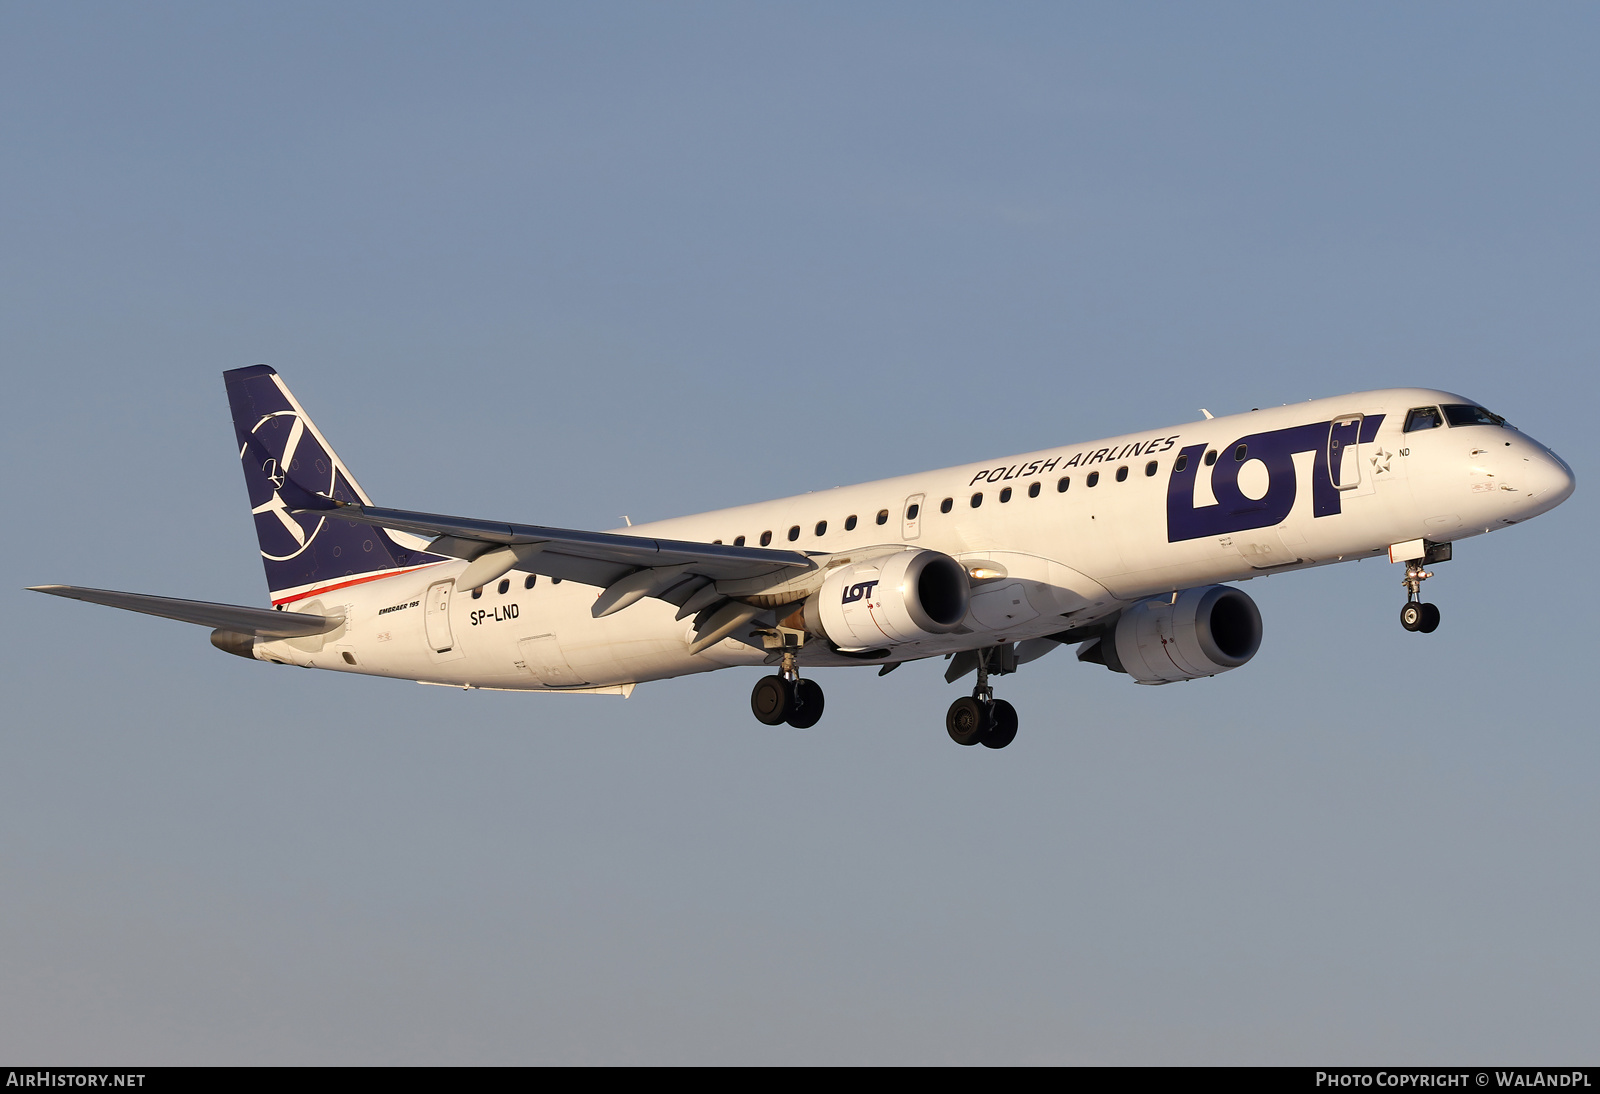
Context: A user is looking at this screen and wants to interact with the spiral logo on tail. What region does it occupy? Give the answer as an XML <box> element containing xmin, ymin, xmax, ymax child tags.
<box><xmin>246</xmin><ymin>410</ymin><xmax>336</xmax><ymax>561</ymax></box>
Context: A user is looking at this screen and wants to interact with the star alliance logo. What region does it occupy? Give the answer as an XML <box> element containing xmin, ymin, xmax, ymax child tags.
<box><xmin>1370</xmin><ymin>448</ymin><xmax>1393</xmax><ymax>475</ymax></box>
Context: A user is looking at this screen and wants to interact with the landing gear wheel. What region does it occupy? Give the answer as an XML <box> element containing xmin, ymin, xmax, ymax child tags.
<box><xmin>981</xmin><ymin>699</ymin><xmax>1018</xmax><ymax>749</ymax></box>
<box><xmin>786</xmin><ymin>679</ymin><xmax>825</xmax><ymax>729</ymax></box>
<box><xmin>1417</xmin><ymin>602</ymin><xmax>1440</xmax><ymax>633</ymax></box>
<box><xmin>946</xmin><ymin>696</ymin><xmax>988</xmax><ymax>746</ymax></box>
<box><xmin>1399</xmin><ymin>557</ymin><xmax>1441</xmax><ymax>634</ymax></box>
<box><xmin>750</xmin><ymin>675</ymin><xmax>793</xmax><ymax>725</ymax></box>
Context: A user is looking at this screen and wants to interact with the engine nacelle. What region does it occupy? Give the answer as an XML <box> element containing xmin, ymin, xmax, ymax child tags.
<box><xmin>803</xmin><ymin>549</ymin><xmax>970</xmax><ymax>650</ymax></box>
<box><xmin>1090</xmin><ymin>585</ymin><xmax>1263</xmax><ymax>684</ymax></box>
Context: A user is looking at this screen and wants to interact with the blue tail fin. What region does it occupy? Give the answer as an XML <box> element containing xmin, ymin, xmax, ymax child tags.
<box><xmin>224</xmin><ymin>365</ymin><xmax>442</xmax><ymax>603</ymax></box>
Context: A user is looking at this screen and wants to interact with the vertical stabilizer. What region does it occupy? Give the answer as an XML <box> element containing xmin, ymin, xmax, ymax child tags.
<box><xmin>224</xmin><ymin>365</ymin><xmax>443</xmax><ymax>603</ymax></box>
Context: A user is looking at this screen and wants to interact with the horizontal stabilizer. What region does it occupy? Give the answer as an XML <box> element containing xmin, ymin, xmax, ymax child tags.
<box><xmin>28</xmin><ymin>585</ymin><xmax>340</xmax><ymax>638</ymax></box>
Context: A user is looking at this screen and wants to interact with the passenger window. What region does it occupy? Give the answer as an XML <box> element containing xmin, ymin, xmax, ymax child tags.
<box><xmin>1175</xmin><ymin>454</ymin><xmax>1188</xmax><ymax>473</ymax></box>
<box><xmin>787</xmin><ymin>525</ymin><xmax>800</xmax><ymax>542</ymax></box>
<box><xmin>471</xmin><ymin>587</ymin><xmax>483</xmax><ymax>599</ymax></box>
<box><xmin>876</xmin><ymin>510</ymin><xmax>889</xmax><ymax>525</ymax></box>
<box><xmin>999</xmin><ymin>487</ymin><xmax>1012</xmax><ymax>502</ymax></box>
<box><xmin>760</xmin><ymin>531</ymin><xmax>772</xmax><ymax>546</ymax></box>
<box><xmin>734</xmin><ymin>535</ymin><xmax>746</xmax><ymax>546</ymax></box>
<box><xmin>1204</xmin><ymin>450</ymin><xmax>1217</xmax><ymax>466</ymax></box>
<box><xmin>497</xmin><ymin>578</ymin><xmax>510</xmax><ymax>595</ymax></box>
<box><xmin>1234</xmin><ymin>444</ymin><xmax>1248</xmax><ymax>461</ymax></box>
<box><xmin>906</xmin><ymin>503</ymin><xmax>920</xmax><ymax>520</ymax></box>
<box><xmin>1087</xmin><ymin>472</ymin><xmax>1100</xmax><ymax>487</ymax></box>
<box><xmin>1145</xmin><ymin>461</ymin><xmax>1158</xmax><ymax>477</ymax></box>
<box><xmin>1115</xmin><ymin>466</ymin><xmax>1128</xmax><ymax>482</ymax></box>
<box><xmin>524</xmin><ymin>574</ymin><xmax>536</xmax><ymax>589</ymax></box>
<box><xmin>814</xmin><ymin>520</ymin><xmax>826</xmax><ymax>536</ymax></box>
<box><xmin>1057</xmin><ymin>477</ymin><xmax>1070</xmax><ymax>492</ymax></box>
<box><xmin>1028</xmin><ymin>481</ymin><xmax>1041</xmax><ymax>498</ymax></box>
<box><xmin>844</xmin><ymin>515</ymin><xmax>857</xmax><ymax>531</ymax></box>
<box><xmin>712</xmin><ymin>539</ymin><xmax>722</xmax><ymax>544</ymax></box>
<box><xmin>970</xmin><ymin>493</ymin><xmax>983</xmax><ymax>508</ymax></box>
<box><xmin>1405</xmin><ymin>406</ymin><xmax>1444</xmax><ymax>432</ymax></box>
<box><xmin>940</xmin><ymin>497</ymin><xmax>953</xmax><ymax>513</ymax></box>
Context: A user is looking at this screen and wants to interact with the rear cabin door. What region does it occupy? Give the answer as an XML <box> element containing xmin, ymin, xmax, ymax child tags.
<box><xmin>424</xmin><ymin>581</ymin><xmax>455</xmax><ymax>652</ymax></box>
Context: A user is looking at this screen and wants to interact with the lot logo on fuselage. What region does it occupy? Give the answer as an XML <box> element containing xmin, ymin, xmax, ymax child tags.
<box><xmin>1166</xmin><ymin>416</ymin><xmax>1384</xmax><ymax>542</ymax></box>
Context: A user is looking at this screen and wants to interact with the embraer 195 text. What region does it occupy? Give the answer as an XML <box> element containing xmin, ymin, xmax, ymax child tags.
<box><xmin>33</xmin><ymin>367</ymin><xmax>1575</xmax><ymax>749</ymax></box>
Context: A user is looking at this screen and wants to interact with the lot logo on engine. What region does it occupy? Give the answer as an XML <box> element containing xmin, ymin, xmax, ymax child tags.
<box><xmin>841</xmin><ymin>580</ymin><xmax>880</xmax><ymax>604</ymax></box>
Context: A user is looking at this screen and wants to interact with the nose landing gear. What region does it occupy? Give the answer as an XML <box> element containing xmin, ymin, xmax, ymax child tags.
<box><xmin>1399</xmin><ymin>558</ymin><xmax>1441</xmax><ymax>633</ymax></box>
<box><xmin>750</xmin><ymin>650</ymin><xmax>825</xmax><ymax>728</ymax></box>
<box><xmin>945</xmin><ymin>647</ymin><xmax>1019</xmax><ymax>749</ymax></box>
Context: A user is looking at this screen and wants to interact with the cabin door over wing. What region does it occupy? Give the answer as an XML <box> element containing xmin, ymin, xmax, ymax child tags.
<box><xmin>902</xmin><ymin>493</ymin><xmax>925</xmax><ymax>541</ymax></box>
<box><xmin>1328</xmin><ymin>415</ymin><xmax>1363</xmax><ymax>491</ymax></box>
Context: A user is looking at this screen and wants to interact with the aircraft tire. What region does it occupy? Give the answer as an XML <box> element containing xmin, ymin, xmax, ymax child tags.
<box><xmin>981</xmin><ymin>699</ymin><xmax>1018</xmax><ymax>749</ymax></box>
<box><xmin>1418</xmin><ymin>603</ymin><xmax>1441</xmax><ymax>633</ymax></box>
<box><xmin>1400</xmin><ymin>603</ymin><xmax>1424</xmax><ymax>631</ymax></box>
<box><xmin>946</xmin><ymin>696</ymin><xmax>987</xmax><ymax>746</ymax></box>
<box><xmin>786</xmin><ymin>679</ymin><xmax>825</xmax><ymax>729</ymax></box>
<box><xmin>751</xmin><ymin>675</ymin><xmax>794</xmax><ymax>726</ymax></box>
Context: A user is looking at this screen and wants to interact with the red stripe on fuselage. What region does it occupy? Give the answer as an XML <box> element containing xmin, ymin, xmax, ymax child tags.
<box><xmin>271</xmin><ymin>562</ymin><xmax>446</xmax><ymax>605</ymax></box>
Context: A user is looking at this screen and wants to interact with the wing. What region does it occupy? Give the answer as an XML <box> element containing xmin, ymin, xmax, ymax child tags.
<box><xmin>302</xmin><ymin>501</ymin><xmax>819</xmax><ymax>622</ymax></box>
<box><xmin>29</xmin><ymin>585</ymin><xmax>340</xmax><ymax>638</ymax></box>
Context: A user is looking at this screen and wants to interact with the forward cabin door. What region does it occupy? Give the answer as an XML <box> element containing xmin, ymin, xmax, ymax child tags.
<box><xmin>1328</xmin><ymin>415</ymin><xmax>1363</xmax><ymax>490</ymax></box>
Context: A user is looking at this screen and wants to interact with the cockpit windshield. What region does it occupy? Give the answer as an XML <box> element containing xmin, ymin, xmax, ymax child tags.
<box><xmin>1441</xmin><ymin>404</ymin><xmax>1507</xmax><ymax>427</ymax></box>
<box><xmin>1404</xmin><ymin>406</ymin><xmax>1443</xmax><ymax>432</ymax></box>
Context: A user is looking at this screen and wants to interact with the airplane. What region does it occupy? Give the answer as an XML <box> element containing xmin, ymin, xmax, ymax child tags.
<box><xmin>31</xmin><ymin>366</ymin><xmax>1575</xmax><ymax>749</ymax></box>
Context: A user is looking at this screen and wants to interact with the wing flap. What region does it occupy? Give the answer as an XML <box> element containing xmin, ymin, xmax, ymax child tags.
<box><xmin>29</xmin><ymin>585</ymin><xmax>339</xmax><ymax>638</ymax></box>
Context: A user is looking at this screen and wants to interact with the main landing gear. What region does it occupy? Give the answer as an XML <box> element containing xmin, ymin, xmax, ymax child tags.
<box><xmin>946</xmin><ymin>647</ymin><xmax>1018</xmax><ymax>749</ymax></box>
<box><xmin>1399</xmin><ymin>558</ymin><xmax>1441</xmax><ymax>634</ymax></box>
<box><xmin>750</xmin><ymin>650</ymin><xmax>825</xmax><ymax>729</ymax></box>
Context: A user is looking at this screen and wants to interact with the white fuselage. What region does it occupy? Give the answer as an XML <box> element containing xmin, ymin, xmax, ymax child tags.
<box><xmin>253</xmin><ymin>388</ymin><xmax>1573</xmax><ymax>692</ymax></box>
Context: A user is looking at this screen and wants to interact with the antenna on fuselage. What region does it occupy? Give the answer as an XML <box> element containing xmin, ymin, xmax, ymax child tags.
<box><xmin>1200</xmin><ymin>409</ymin><xmax>1214</xmax><ymax>419</ymax></box>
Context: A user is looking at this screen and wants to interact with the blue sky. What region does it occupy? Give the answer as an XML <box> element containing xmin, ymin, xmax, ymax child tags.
<box><xmin>2</xmin><ymin>2</ymin><xmax>1595</xmax><ymax>1063</ymax></box>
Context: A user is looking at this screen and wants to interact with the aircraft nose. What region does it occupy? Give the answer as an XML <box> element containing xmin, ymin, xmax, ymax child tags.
<box><xmin>1524</xmin><ymin>447</ymin><xmax>1576</xmax><ymax>507</ymax></box>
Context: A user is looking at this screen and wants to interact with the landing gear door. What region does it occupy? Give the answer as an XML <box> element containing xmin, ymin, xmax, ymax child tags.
<box><xmin>1328</xmin><ymin>415</ymin><xmax>1363</xmax><ymax>490</ymax></box>
<box><xmin>901</xmin><ymin>493</ymin><xmax>925</xmax><ymax>541</ymax></box>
